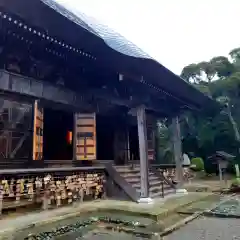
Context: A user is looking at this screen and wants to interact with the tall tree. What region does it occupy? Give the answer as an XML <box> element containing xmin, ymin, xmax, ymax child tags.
<box><xmin>217</xmin><ymin>96</ymin><xmax>240</xmax><ymax>153</ymax></box>
<box><xmin>210</xmin><ymin>56</ymin><xmax>234</xmax><ymax>78</ymax></box>
<box><xmin>229</xmin><ymin>48</ymin><xmax>240</xmax><ymax>64</ymax></box>
<box><xmin>180</xmin><ymin>63</ymin><xmax>201</xmax><ymax>83</ymax></box>
<box><xmin>198</xmin><ymin>61</ymin><xmax>216</xmax><ymax>83</ymax></box>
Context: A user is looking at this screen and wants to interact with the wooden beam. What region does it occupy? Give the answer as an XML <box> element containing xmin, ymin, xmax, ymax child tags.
<box><xmin>0</xmin><ymin>70</ymin><xmax>92</xmax><ymax>111</ymax></box>
<box><xmin>0</xmin><ymin>69</ymin><xmax>177</xmax><ymax>117</ymax></box>
<box><xmin>136</xmin><ymin>105</ymin><xmax>149</xmax><ymax>199</ymax></box>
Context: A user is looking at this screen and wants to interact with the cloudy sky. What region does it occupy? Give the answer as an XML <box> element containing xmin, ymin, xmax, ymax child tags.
<box><xmin>56</xmin><ymin>0</ymin><xmax>240</xmax><ymax>74</ymax></box>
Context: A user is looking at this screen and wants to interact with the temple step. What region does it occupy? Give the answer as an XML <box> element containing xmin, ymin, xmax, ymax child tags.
<box><xmin>114</xmin><ymin>164</ymin><xmax>176</xmax><ymax>199</ymax></box>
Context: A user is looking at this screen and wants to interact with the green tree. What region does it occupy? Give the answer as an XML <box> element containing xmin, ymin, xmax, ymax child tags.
<box><xmin>229</xmin><ymin>48</ymin><xmax>240</xmax><ymax>69</ymax></box>
<box><xmin>210</xmin><ymin>56</ymin><xmax>234</xmax><ymax>78</ymax></box>
<box><xmin>180</xmin><ymin>63</ymin><xmax>201</xmax><ymax>83</ymax></box>
<box><xmin>155</xmin><ymin>120</ymin><xmax>174</xmax><ymax>164</ymax></box>
<box><xmin>178</xmin><ymin>47</ymin><xmax>240</xmax><ymax>172</ymax></box>
<box><xmin>198</xmin><ymin>61</ymin><xmax>216</xmax><ymax>83</ymax></box>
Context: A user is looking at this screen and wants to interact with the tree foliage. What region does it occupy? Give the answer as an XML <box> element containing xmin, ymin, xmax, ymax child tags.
<box><xmin>157</xmin><ymin>46</ymin><xmax>240</xmax><ymax>172</ymax></box>
<box><xmin>179</xmin><ymin>47</ymin><xmax>240</xmax><ymax>172</ymax></box>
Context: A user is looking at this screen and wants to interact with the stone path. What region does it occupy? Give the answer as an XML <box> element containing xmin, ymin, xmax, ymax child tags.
<box><xmin>164</xmin><ymin>217</ymin><xmax>240</xmax><ymax>240</ymax></box>
<box><xmin>165</xmin><ymin>195</ymin><xmax>240</xmax><ymax>240</ymax></box>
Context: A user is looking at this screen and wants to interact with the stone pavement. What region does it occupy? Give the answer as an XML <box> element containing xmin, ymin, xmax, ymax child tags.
<box><xmin>164</xmin><ymin>216</ymin><xmax>240</xmax><ymax>240</ymax></box>
<box><xmin>184</xmin><ymin>179</ymin><xmax>231</xmax><ymax>192</ymax></box>
<box><xmin>0</xmin><ymin>192</ymin><xmax>213</xmax><ymax>237</ymax></box>
<box><xmin>164</xmin><ymin>194</ymin><xmax>240</xmax><ymax>240</ymax></box>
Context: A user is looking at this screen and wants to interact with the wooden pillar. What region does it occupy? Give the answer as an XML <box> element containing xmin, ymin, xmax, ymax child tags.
<box><xmin>171</xmin><ymin>116</ymin><xmax>184</xmax><ymax>187</ymax></box>
<box><xmin>136</xmin><ymin>105</ymin><xmax>150</xmax><ymax>200</ymax></box>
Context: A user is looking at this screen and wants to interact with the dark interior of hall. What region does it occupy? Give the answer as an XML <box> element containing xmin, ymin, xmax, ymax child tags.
<box><xmin>96</xmin><ymin>114</ymin><xmax>139</xmax><ymax>163</ymax></box>
<box><xmin>96</xmin><ymin>115</ymin><xmax>115</xmax><ymax>161</ymax></box>
<box><xmin>43</xmin><ymin>107</ymin><xmax>73</xmax><ymax>160</ymax></box>
<box><xmin>129</xmin><ymin>126</ymin><xmax>139</xmax><ymax>161</ymax></box>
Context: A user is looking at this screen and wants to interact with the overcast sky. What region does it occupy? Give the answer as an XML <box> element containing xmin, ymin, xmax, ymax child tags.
<box><xmin>56</xmin><ymin>0</ymin><xmax>240</xmax><ymax>75</ymax></box>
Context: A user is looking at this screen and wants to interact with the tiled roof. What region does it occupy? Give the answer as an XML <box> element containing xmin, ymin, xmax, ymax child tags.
<box><xmin>41</xmin><ymin>0</ymin><xmax>151</xmax><ymax>59</ymax></box>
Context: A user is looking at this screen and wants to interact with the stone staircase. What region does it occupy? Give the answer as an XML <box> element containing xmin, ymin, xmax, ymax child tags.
<box><xmin>114</xmin><ymin>164</ymin><xmax>176</xmax><ymax>199</ymax></box>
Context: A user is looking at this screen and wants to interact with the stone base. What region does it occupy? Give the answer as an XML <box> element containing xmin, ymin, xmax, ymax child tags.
<box><xmin>176</xmin><ymin>188</ymin><xmax>188</xmax><ymax>194</ymax></box>
<box><xmin>137</xmin><ymin>197</ymin><xmax>154</xmax><ymax>204</ymax></box>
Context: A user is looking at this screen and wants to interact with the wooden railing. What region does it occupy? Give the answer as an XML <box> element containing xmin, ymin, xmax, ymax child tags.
<box><xmin>0</xmin><ymin>167</ymin><xmax>105</xmax><ymax>214</ymax></box>
<box><xmin>152</xmin><ymin>164</ymin><xmax>194</xmax><ymax>182</ymax></box>
<box><xmin>105</xmin><ymin>163</ymin><xmax>140</xmax><ymax>202</ymax></box>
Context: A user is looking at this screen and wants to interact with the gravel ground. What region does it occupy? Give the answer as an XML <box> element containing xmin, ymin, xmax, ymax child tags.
<box><xmin>164</xmin><ymin>216</ymin><xmax>240</xmax><ymax>240</ymax></box>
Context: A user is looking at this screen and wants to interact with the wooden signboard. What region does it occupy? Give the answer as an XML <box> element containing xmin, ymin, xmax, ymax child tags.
<box><xmin>74</xmin><ymin>113</ymin><xmax>96</xmax><ymax>160</ymax></box>
<box><xmin>32</xmin><ymin>100</ymin><xmax>43</xmax><ymax>160</ymax></box>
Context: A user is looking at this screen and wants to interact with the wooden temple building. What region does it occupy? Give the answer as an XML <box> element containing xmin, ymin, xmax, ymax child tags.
<box><xmin>0</xmin><ymin>0</ymin><xmax>214</xmax><ymax>211</ymax></box>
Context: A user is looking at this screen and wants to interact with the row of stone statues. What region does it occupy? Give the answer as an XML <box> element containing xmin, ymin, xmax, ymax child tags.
<box><xmin>0</xmin><ymin>172</ymin><xmax>105</xmax><ymax>212</ymax></box>
<box><xmin>161</xmin><ymin>167</ymin><xmax>194</xmax><ymax>181</ymax></box>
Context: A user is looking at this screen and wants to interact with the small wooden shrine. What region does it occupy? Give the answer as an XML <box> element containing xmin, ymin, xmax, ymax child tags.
<box><xmin>208</xmin><ymin>151</ymin><xmax>235</xmax><ymax>168</ymax></box>
<box><xmin>209</xmin><ymin>151</ymin><xmax>235</xmax><ymax>183</ymax></box>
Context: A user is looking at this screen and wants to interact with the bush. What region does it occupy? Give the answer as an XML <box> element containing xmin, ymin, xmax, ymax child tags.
<box><xmin>191</xmin><ymin>157</ymin><xmax>205</xmax><ymax>171</ymax></box>
<box><xmin>231</xmin><ymin>178</ymin><xmax>240</xmax><ymax>188</ymax></box>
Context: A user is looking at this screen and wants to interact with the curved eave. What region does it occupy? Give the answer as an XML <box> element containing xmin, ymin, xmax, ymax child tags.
<box><xmin>0</xmin><ymin>0</ymin><xmax>215</xmax><ymax>110</ymax></box>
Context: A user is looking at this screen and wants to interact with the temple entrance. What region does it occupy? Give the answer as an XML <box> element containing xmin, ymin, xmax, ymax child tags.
<box><xmin>96</xmin><ymin>115</ymin><xmax>115</xmax><ymax>161</ymax></box>
<box><xmin>96</xmin><ymin>114</ymin><xmax>140</xmax><ymax>164</ymax></box>
<box><xmin>129</xmin><ymin>125</ymin><xmax>139</xmax><ymax>161</ymax></box>
<box><xmin>43</xmin><ymin>108</ymin><xmax>73</xmax><ymax>160</ymax></box>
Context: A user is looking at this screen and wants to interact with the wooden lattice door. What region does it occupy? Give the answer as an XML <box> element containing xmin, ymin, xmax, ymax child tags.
<box><xmin>32</xmin><ymin>100</ymin><xmax>43</xmax><ymax>160</ymax></box>
<box><xmin>74</xmin><ymin>113</ymin><xmax>96</xmax><ymax>160</ymax></box>
<box><xmin>147</xmin><ymin>117</ymin><xmax>156</xmax><ymax>161</ymax></box>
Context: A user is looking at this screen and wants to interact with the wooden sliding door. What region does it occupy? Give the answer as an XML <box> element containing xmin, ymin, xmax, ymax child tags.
<box><xmin>32</xmin><ymin>100</ymin><xmax>43</xmax><ymax>160</ymax></box>
<box><xmin>73</xmin><ymin>113</ymin><xmax>96</xmax><ymax>160</ymax></box>
<box><xmin>147</xmin><ymin>117</ymin><xmax>156</xmax><ymax>161</ymax></box>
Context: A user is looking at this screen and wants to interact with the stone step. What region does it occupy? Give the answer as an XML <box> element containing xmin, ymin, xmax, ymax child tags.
<box><xmin>125</xmin><ymin>175</ymin><xmax>159</xmax><ymax>184</ymax></box>
<box><xmin>150</xmin><ymin>188</ymin><xmax>175</xmax><ymax>198</ymax></box>
<box><xmin>150</xmin><ymin>191</ymin><xmax>162</xmax><ymax>198</ymax></box>
<box><xmin>113</xmin><ymin>164</ymin><xmax>176</xmax><ymax>199</ymax></box>
<box><xmin>114</xmin><ymin>165</ymin><xmax>141</xmax><ymax>171</ymax></box>
<box><xmin>136</xmin><ymin>184</ymin><xmax>171</xmax><ymax>193</ymax></box>
<box><xmin>114</xmin><ymin>168</ymin><xmax>142</xmax><ymax>174</ymax></box>
<box><xmin>119</xmin><ymin>172</ymin><xmax>155</xmax><ymax>178</ymax></box>
<box><xmin>132</xmin><ymin>179</ymin><xmax>162</xmax><ymax>188</ymax></box>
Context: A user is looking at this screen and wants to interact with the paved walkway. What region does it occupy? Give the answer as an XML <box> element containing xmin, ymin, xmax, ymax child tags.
<box><xmin>164</xmin><ymin>217</ymin><xmax>240</xmax><ymax>240</ymax></box>
<box><xmin>185</xmin><ymin>179</ymin><xmax>231</xmax><ymax>191</ymax></box>
<box><xmin>0</xmin><ymin>192</ymin><xmax>212</xmax><ymax>237</ymax></box>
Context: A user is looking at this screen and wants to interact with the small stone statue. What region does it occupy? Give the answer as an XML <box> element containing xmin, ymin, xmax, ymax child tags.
<box><xmin>15</xmin><ymin>179</ymin><xmax>21</xmax><ymax>202</ymax></box>
<box><xmin>55</xmin><ymin>180</ymin><xmax>61</xmax><ymax>207</ymax></box>
<box><xmin>66</xmin><ymin>176</ymin><xmax>73</xmax><ymax>204</ymax></box>
<box><xmin>27</xmin><ymin>179</ymin><xmax>34</xmax><ymax>201</ymax></box>
<box><xmin>2</xmin><ymin>180</ymin><xmax>9</xmax><ymax>196</ymax></box>
<box><xmin>35</xmin><ymin>177</ymin><xmax>42</xmax><ymax>203</ymax></box>
<box><xmin>50</xmin><ymin>179</ymin><xmax>56</xmax><ymax>205</ymax></box>
<box><xmin>0</xmin><ymin>184</ymin><xmax>4</xmax><ymax>214</ymax></box>
<box><xmin>77</xmin><ymin>177</ymin><xmax>84</xmax><ymax>202</ymax></box>
<box><xmin>9</xmin><ymin>179</ymin><xmax>15</xmax><ymax>198</ymax></box>
<box><xmin>20</xmin><ymin>179</ymin><xmax>25</xmax><ymax>194</ymax></box>
<box><xmin>72</xmin><ymin>175</ymin><xmax>78</xmax><ymax>201</ymax></box>
<box><xmin>60</xmin><ymin>180</ymin><xmax>67</xmax><ymax>200</ymax></box>
<box><xmin>42</xmin><ymin>175</ymin><xmax>51</xmax><ymax>210</ymax></box>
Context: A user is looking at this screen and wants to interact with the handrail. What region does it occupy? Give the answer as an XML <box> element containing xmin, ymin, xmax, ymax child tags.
<box><xmin>151</xmin><ymin>163</ymin><xmax>190</xmax><ymax>169</ymax></box>
<box><xmin>105</xmin><ymin>163</ymin><xmax>140</xmax><ymax>202</ymax></box>
<box><xmin>150</xmin><ymin>166</ymin><xmax>176</xmax><ymax>189</ymax></box>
